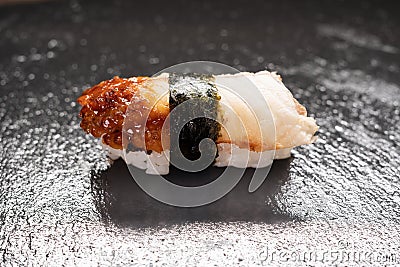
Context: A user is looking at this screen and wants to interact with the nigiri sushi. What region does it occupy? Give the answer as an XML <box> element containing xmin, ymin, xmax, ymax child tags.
<box><xmin>77</xmin><ymin>70</ymin><xmax>318</xmax><ymax>175</ymax></box>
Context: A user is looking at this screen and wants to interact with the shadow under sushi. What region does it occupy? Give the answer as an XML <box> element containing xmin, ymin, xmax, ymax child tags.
<box><xmin>91</xmin><ymin>158</ymin><xmax>294</xmax><ymax>227</ymax></box>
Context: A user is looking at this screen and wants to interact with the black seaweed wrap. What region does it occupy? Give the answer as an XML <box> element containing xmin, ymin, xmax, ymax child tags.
<box><xmin>169</xmin><ymin>73</ymin><xmax>221</xmax><ymax>161</ymax></box>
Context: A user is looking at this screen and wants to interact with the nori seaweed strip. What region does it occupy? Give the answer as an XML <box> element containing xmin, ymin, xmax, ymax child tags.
<box><xmin>169</xmin><ymin>73</ymin><xmax>221</xmax><ymax>161</ymax></box>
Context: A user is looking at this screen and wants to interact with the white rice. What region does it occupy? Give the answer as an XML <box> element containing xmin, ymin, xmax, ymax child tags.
<box><xmin>101</xmin><ymin>142</ymin><xmax>291</xmax><ymax>175</ymax></box>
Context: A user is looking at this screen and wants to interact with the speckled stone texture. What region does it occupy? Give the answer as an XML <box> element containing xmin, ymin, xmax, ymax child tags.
<box><xmin>0</xmin><ymin>0</ymin><xmax>399</xmax><ymax>266</ymax></box>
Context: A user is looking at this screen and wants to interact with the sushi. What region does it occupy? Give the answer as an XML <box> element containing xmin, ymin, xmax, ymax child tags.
<box><xmin>77</xmin><ymin>70</ymin><xmax>318</xmax><ymax>175</ymax></box>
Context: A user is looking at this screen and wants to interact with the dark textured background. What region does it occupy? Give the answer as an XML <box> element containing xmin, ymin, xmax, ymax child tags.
<box><xmin>0</xmin><ymin>0</ymin><xmax>399</xmax><ymax>265</ymax></box>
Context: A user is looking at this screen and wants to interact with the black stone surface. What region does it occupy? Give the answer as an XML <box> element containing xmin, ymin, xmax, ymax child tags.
<box><xmin>0</xmin><ymin>0</ymin><xmax>399</xmax><ymax>265</ymax></box>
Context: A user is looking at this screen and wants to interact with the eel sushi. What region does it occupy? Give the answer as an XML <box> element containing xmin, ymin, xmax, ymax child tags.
<box><xmin>77</xmin><ymin>70</ymin><xmax>318</xmax><ymax>174</ymax></box>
